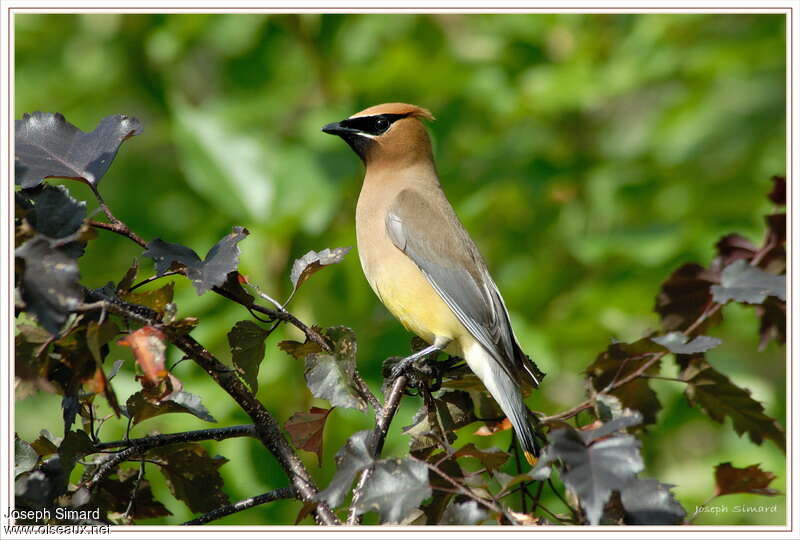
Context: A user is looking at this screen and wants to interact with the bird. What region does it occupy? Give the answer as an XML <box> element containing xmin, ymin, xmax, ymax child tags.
<box><xmin>322</xmin><ymin>103</ymin><xmax>545</xmax><ymax>464</ymax></box>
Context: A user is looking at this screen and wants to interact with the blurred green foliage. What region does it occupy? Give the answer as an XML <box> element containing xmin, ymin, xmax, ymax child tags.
<box><xmin>15</xmin><ymin>13</ymin><xmax>786</xmax><ymax>525</ymax></box>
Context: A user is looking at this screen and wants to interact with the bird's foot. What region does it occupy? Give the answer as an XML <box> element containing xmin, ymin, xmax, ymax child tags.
<box><xmin>389</xmin><ymin>343</ymin><xmax>442</xmax><ymax>381</ymax></box>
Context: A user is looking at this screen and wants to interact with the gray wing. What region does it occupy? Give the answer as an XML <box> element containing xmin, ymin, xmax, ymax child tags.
<box><xmin>386</xmin><ymin>188</ymin><xmax>542</xmax><ymax>387</ymax></box>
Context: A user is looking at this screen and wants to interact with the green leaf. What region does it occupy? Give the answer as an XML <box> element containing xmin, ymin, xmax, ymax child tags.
<box><xmin>304</xmin><ymin>326</ymin><xmax>366</xmax><ymax>412</ymax></box>
<box><xmin>227</xmin><ymin>320</ymin><xmax>269</xmax><ymax>394</ymax></box>
<box><xmin>354</xmin><ymin>457</ymin><xmax>432</xmax><ymax>524</ymax></box>
<box><xmin>121</xmin><ymin>282</ymin><xmax>174</xmax><ymax>315</ymax></box>
<box><xmin>451</xmin><ymin>443</ymin><xmax>509</xmax><ymax>471</ymax></box>
<box><xmin>15</xmin><ymin>436</ymin><xmax>39</xmax><ymax>477</ymax></box>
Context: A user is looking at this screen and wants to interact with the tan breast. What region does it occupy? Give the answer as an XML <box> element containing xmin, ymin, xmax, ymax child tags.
<box><xmin>355</xmin><ymin>167</ymin><xmax>468</xmax><ymax>353</ymax></box>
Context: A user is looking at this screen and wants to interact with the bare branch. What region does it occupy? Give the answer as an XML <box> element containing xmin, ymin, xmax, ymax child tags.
<box><xmin>182</xmin><ymin>487</ymin><xmax>297</xmax><ymax>525</ymax></box>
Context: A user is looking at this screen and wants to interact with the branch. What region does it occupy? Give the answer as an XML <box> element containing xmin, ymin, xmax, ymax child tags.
<box><xmin>93</xmin><ymin>424</ymin><xmax>257</xmax><ymax>451</ymax></box>
<box><xmin>79</xmin><ymin>295</ymin><xmax>340</xmax><ymax>525</ymax></box>
<box><xmin>182</xmin><ymin>487</ymin><xmax>297</xmax><ymax>525</ymax></box>
<box><xmin>346</xmin><ymin>375</ymin><xmax>408</xmax><ymax>525</ymax></box>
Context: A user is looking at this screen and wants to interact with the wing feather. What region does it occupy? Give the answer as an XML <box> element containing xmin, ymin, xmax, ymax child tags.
<box><xmin>386</xmin><ymin>188</ymin><xmax>542</xmax><ymax>387</ymax></box>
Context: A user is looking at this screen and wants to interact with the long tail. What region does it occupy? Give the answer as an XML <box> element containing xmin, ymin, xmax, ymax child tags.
<box><xmin>463</xmin><ymin>341</ymin><xmax>539</xmax><ymax>465</ymax></box>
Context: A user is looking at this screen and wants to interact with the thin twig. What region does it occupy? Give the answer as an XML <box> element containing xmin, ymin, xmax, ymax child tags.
<box><xmin>128</xmin><ymin>271</ymin><xmax>182</xmax><ymax>292</ymax></box>
<box><xmin>182</xmin><ymin>487</ymin><xmax>297</xmax><ymax>525</ymax></box>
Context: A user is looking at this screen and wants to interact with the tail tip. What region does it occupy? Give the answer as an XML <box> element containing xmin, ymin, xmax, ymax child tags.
<box><xmin>523</xmin><ymin>450</ymin><xmax>538</xmax><ymax>466</ymax></box>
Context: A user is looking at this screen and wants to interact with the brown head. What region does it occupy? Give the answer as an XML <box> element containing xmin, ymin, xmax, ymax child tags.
<box><xmin>322</xmin><ymin>103</ymin><xmax>435</xmax><ymax>168</ymax></box>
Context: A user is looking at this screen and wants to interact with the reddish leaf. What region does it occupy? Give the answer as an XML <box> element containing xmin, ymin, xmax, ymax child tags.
<box><xmin>655</xmin><ymin>263</ymin><xmax>721</xmax><ymax>333</ymax></box>
<box><xmin>118</xmin><ymin>326</ymin><xmax>168</xmax><ymax>388</ymax></box>
<box><xmin>284</xmin><ymin>406</ymin><xmax>333</xmax><ymax>465</ymax></box>
<box><xmin>714</xmin><ymin>462</ymin><xmax>780</xmax><ymax>496</ymax></box>
<box><xmin>474</xmin><ymin>417</ymin><xmax>512</xmax><ymax>436</ymax></box>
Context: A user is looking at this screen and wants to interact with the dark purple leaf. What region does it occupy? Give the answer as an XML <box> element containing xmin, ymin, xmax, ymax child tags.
<box><xmin>314</xmin><ymin>430</ymin><xmax>374</xmax><ymax>508</ymax></box>
<box><xmin>651</xmin><ymin>332</ymin><xmax>722</xmax><ymax>355</ymax></box>
<box><xmin>711</xmin><ymin>259</ymin><xmax>785</xmax><ymax>304</ymax></box>
<box><xmin>681</xmin><ymin>357</ymin><xmax>784</xmax><ymax>451</ymax></box>
<box><xmin>354</xmin><ymin>457</ymin><xmax>431</xmax><ymax>524</ymax></box>
<box><xmin>15</xmin><ymin>112</ymin><xmax>143</xmax><ymax>188</ymax></box>
<box><xmin>15</xmin><ymin>235</ymin><xmax>83</xmax><ymax>334</ymax></box>
<box><xmin>620</xmin><ymin>477</ymin><xmax>685</xmax><ymax>525</ymax></box>
<box><xmin>290</xmin><ymin>247</ymin><xmax>351</xmax><ymax>291</ymax></box>
<box><xmin>304</xmin><ymin>326</ymin><xmax>366</xmax><ymax>412</ymax></box>
<box><xmin>148</xmin><ymin>443</ymin><xmax>229</xmax><ymax>513</ymax></box>
<box><xmin>143</xmin><ymin>227</ymin><xmax>249</xmax><ymax>295</ymax></box>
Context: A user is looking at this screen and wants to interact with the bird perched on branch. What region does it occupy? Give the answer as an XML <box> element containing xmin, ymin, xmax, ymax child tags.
<box><xmin>322</xmin><ymin>103</ymin><xmax>545</xmax><ymax>464</ymax></box>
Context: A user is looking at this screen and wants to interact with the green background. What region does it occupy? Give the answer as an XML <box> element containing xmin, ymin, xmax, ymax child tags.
<box><xmin>15</xmin><ymin>13</ymin><xmax>786</xmax><ymax>525</ymax></box>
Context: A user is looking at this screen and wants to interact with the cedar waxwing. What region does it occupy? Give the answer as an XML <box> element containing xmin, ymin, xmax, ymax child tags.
<box><xmin>322</xmin><ymin>103</ymin><xmax>544</xmax><ymax>464</ymax></box>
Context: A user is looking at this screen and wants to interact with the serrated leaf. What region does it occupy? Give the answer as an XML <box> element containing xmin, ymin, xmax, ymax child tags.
<box><xmin>15</xmin><ymin>436</ymin><xmax>39</xmax><ymax>477</ymax></box>
<box><xmin>148</xmin><ymin>443</ymin><xmax>229</xmax><ymax>513</ymax></box>
<box><xmin>121</xmin><ymin>282</ymin><xmax>175</xmax><ymax>315</ymax></box>
<box><xmin>94</xmin><ymin>467</ymin><xmax>172</xmax><ymax>522</ymax></box>
<box><xmin>59</xmin><ymin>429</ymin><xmax>94</xmax><ymax>479</ymax></box>
<box><xmin>711</xmin><ymin>259</ymin><xmax>785</xmax><ymax>304</ymax></box>
<box><xmin>143</xmin><ymin>227</ymin><xmax>249</xmax><ymax>295</ymax></box>
<box><xmin>355</xmin><ymin>457</ymin><xmax>432</xmax><ymax>524</ymax></box>
<box><xmin>304</xmin><ymin>326</ymin><xmax>366</xmax><ymax>412</ymax></box>
<box><xmin>655</xmin><ymin>263</ymin><xmax>720</xmax><ymax>333</ymax></box>
<box><xmin>682</xmin><ymin>358</ymin><xmax>784</xmax><ymax>451</ymax></box>
<box><xmin>21</xmin><ymin>184</ymin><xmax>87</xmax><ymax>249</ymax></box>
<box><xmin>442</xmin><ymin>500</ymin><xmax>487</xmax><ymax>525</ymax></box>
<box><xmin>15</xmin><ymin>235</ymin><xmax>82</xmax><ymax>334</ymax></box>
<box><xmin>116</xmin><ymin>259</ymin><xmax>139</xmax><ymax>292</ymax></box>
<box><xmin>540</xmin><ymin>418</ymin><xmax>644</xmax><ymax>525</ymax></box>
<box><xmin>620</xmin><ymin>477</ymin><xmax>686</xmax><ymax>525</ymax></box>
<box><xmin>314</xmin><ymin>430</ymin><xmax>374</xmax><ymax>508</ymax></box>
<box><xmin>15</xmin><ymin>112</ymin><xmax>143</xmax><ymax>188</ymax></box>
<box><xmin>125</xmin><ymin>389</ymin><xmax>216</xmax><ymax>425</ymax></box>
<box><xmin>289</xmin><ymin>247</ymin><xmax>351</xmax><ymax>291</ymax></box>
<box><xmin>227</xmin><ymin>320</ymin><xmax>268</xmax><ymax>393</ymax></box>
<box><xmin>284</xmin><ymin>406</ymin><xmax>333</xmax><ymax>465</ymax></box>
<box><xmin>714</xmin><ymin>462</ymin><xmax>780</xmax><ymax>496</ymax></box>
<box><xmin>651</xmin><ymin>332</ymin><xmax>722</xmax><ymax>355</ymax></box>
<box><xmin>584</xmin><ymin>339</ymin><xmax>663</xmax><ymax>426</ymax></box>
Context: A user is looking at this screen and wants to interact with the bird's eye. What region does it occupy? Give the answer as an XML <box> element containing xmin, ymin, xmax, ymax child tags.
<box><xmin>374</xmin><ymin>118</ymin><xmax>390</xmax><ymax>132</ymax></box>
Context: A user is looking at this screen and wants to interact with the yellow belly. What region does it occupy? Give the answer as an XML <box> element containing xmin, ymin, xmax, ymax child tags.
<box><xmin>362</xmin><ymin>242</ymin><xmax>467</xmax><ymax>357</ymax></box>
